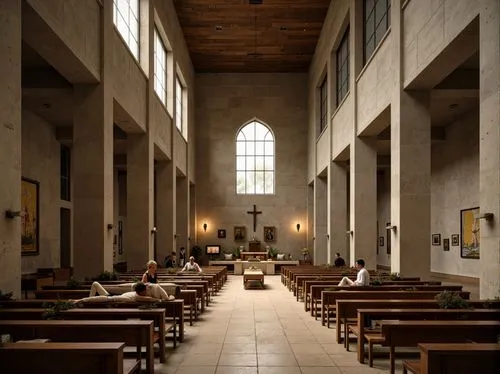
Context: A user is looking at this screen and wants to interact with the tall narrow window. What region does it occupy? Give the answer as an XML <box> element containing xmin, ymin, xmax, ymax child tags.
<box><xmin>336</xmin><ymin>28</ymin><xmax>350</xmax><ymax>106</ymax></box>
<box><xmin>175</xmin><ymin>76</ymin><xmax>183</xmax><ymax>133</ymax></box>
<box><xmin>113</xmin><ymin>0</ymin><xmax>140</xmax><ymax>60</ymax></box>
<box><xmin>236</xmin><ymin>121</ymin><xmax>274</xmax><ymax>195</ymax></box>
<box><xmin>60</xmin><ymin>145</ymin><xmax>71</xmax><ymax>201</ymax></box>
<box><xmin>364</xmin><ymin>0</ymin><xmax>391</xmax><ymax>63</ymax></box>
<box><xmin>154</xmin><ymin>28</ymin><xmax>167</xmax><ymax>104</ymax></box>
<box><xmin>319</xmin><ymin>76</ymin><xmax>328</xmax><ymax>133</ymax></box>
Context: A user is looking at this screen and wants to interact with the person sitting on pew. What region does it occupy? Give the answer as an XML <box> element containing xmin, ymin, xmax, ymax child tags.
<box><xmin>180</xmin><ymin>256</ymin><xmax>202</xmax><ymax>273</ymax></box>
<box><xmin>337</xmin><ymin>259</ymin><xmax>370</xmax><ymax>286</ymax></box>
<box><xmin>73</xmin><ymin>281</ymin><xmax>174</xmax><ymax>304</ymax></box>
<box><xmin>334</xmin><ymin>252</ymin><xmax>346</xmax><ymax>267</ymax></box>
<box><xmin>142</xmin><ymin>260</ymin><xmax>158</xmax><ymax>284</ymax></box>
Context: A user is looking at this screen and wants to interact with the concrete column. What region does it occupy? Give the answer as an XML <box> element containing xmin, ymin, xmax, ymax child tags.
<box><xmin>391</xmin><ymin>0</ymin><xmax>431</xmax><ymax>278</ymax></box>
<box><xmin>479</xmin><ymin>0</ymin><xmax>500</xmax><ymax>299</ymax></box>
<box><xmin>176</xmin><ymin>176</ymin><xmax>189</xmax><ymax>256</ymax></box>
<box><xmin>329</xmin><ymin>161</ymin><xmax>348</xmax><ymax>263</ymax></box>
<box><xmin>72</xmin><ymin>0</ymin><xmax>114</xmax><ymax>279</ymax></box>
<box><xmin>156</xmin><ymin>160</ymin><xmax>175</xmax><ymax>264</ymax></box>
<box><xmin>0</xmin><ymin>0</ymin><xmax>21</xmax><ymax>297</ymax></box>
<box><xmin>350</xmin><ymin>137</ymin><xmax>377</xmax><ymax>267</ymax></box>
<box><xmin>125</xmin><ymin>133</ymin><xmax>154</xmax><ymax>270</ymax></box>
<box><xmin>314</xmin><ymin>176</ymin><xmax>328</xmax><ymax>264</ymax></box>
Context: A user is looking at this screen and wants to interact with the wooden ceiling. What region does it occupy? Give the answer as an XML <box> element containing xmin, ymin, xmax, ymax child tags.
<box><xmin>173</xmin><ymin>0</ymin><xmax>332</xmax><ymax>73</ymax></box>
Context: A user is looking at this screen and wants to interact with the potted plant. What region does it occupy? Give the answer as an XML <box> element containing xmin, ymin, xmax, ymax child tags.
<box><xmin>232</xmin><ymin>246</ymin><xmax>241</xmax><ymax>260</ymax></box>
<box><xmin>268</xmin><ymin>247</ymin><xmax>278</xmax><ymax>260</ymax></box>
<box><xmin>301</xmin><ymin>248</ymin><xmax>310</xmax><ymax>260</ymax></box>
<box><xmin>435</xmin><ymin>290</ymin><xmax>471</xmax><ymax>309</ymax></box>
<box><xmin>0</xmin><ymin>290</ymin><xmax>13</xmax><ymax>300</ymax></box>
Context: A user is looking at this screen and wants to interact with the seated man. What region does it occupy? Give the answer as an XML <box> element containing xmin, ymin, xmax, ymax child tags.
<box><xmin>180</xmin><ymin>256</ymin><xmax>202</xmax><ymax>273</ymax></box>
<box><xmin>74</xmin><ymin>281</ymin><xmax>174</xmax><ymax>304</ymax></box>
<box><xmin>337</xmin><ymin>259</ymin><xmax>370</xmax><ymax>286</ymax></box>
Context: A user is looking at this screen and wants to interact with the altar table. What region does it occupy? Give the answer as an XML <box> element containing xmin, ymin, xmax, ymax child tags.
<box><xmin>243</xmin><ymin>269</ymin><xmax>264</xmax><ymax>289</ymax></box>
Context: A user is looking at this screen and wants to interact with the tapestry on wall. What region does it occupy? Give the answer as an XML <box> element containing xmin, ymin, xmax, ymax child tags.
<box><xmin>460</xmin><ymin>207</ymin><xmax>480</xmax><ymax>259</ymax></box>
<box><xmin>21</xmin><ymin>178</ymin><xmax>39</xmax><ymax>256</ymax></box>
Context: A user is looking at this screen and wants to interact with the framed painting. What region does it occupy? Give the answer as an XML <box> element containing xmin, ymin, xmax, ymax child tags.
<box><xmin>443</xmin><ymin>238</ymin><xmax>450</xmax><ymax>251</ymax></box>
<box><xmin>379</xmin><ymin>236</ymin><xmax>384</xmax><ymax>247</ymax></box>
<box><xmin>460</xmin><ymin>207</ymin><xmax>480</xmax><ymax>259</ymax></box>
<box><xmin>21</xmin><ymin>178</ymin><xmax>39</xmax><ymax>256</ymax></box>
<box><xmin>451</xmin><ymin>234</ymin><xmax>459</xmax><ymax>246</ymax></box>
<box><xmin>218</xmin><ymin>229</ymin><xmax>226</xmax><ymax>239</ymax></box>
<box><xmin>234</xmin><ymin>226</ymin><xmax>246</xmax><ymax>242</ymax></box>
<box><xmin>432</xmin><ymin>234</ymin><xmax>441</xmax><ymax>246</ymax></box>
<box><xmin>386</xmin><ymin>222</ymin><xmax>391</xmax><ymax>254</ymax></box>
<box><xmin>264</xmin><ymin>226</ymin><xmax>276</xmax><ymax>242</ymax></box>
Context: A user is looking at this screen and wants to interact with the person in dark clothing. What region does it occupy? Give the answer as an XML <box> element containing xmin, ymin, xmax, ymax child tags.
<box><xmin>334</xmin><ymin>252</ymin><xmax>346</xmax><ymax>267</ymax></box>
<box><xmin>141</xmin><ymin>260</ymin><xmax>158</xmax><ymax>283</ymax></box>
<box><xmin>164</xmin><ymin>255</ymin><xmax>174</xmax><ymax>268</ymax></box>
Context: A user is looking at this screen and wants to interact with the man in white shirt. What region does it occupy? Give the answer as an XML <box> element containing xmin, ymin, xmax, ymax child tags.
<box><xmin>337</xmin><ymin>259</ymin><xmax>370</xmax><ymax>286</ymax></box>
<box><xmin>180</xmin><ymin>256</ymin><xmax>202</xmax><ymax>273</ymax></box>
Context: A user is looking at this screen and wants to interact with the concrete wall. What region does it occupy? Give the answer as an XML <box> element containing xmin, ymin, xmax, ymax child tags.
<box><xmin>431</xmin><ymin>111</ymin><xmax>480</xmax><ymax>277</ymax></box>
<box><xmin>316</xmin><ymin>127</ymin><xmax>330</xmax><ymax>173</ymax></box>
<box><xmin>26</xmin><ymin>0</ymin><xmax>100</xmax><ymax>80</ymax></box>
<box><xmin>331</xmin><ymin>94</ymin><xmax>353</xmax><ymax>159</ymax></box>
<box><xmin>21</xmin><ymin>110</ymin><xmax>61</xmax><ymax>273</ymax></box>
<box><xmin>403</xmin><ymin>0</ymin><xmax>480</xmax><ymax>87</ymax></box>
<box><xmin>152</xmin><ymin>95</ymin><xmax>172</xmax><ymax>159</ymax></box>
<box><xmin>174</xmin><ymin>130</ymin><xmax>187</xmax><ymax>176</ymax></box>
<box><xmin>377</xmin><ymin>169</ymin><xmax>391</xmax><ymax>267</ymax></box>
<box><xmin>195</xmin><ymin>73</ymin><xmax>308</xmax><ymax>260</ymax></box>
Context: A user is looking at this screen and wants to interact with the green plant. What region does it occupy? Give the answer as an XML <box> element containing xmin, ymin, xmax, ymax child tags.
<box><xmin>268</xmin><ymin>247</ymin><xmax>278</xmax><ymax>259</ymax></box>
<box><xmin>66</xmin><ymin>277</ymin><xmax>81</xmax><ymax>289</ymax></box>
<box><xmin>42</xmin><ymin>300</ymin><xmax>74</xmax><ymax>320</ymax></box>
<box><xmin>191</xmin><ymin>245</ymin><xmax>202</xmax><ymax>262</ymax></box>
<box><xmin>389</xmin><ymin>272</ymin><xmax>401</xmax><ymax>281</ymax></box>
<box><xmin>371</xmin><ymin>278</ymin><xmax>383</xmax><ymax>286</ymax></box>
<box><xmin>435</xmin><ymin>291</ymin><xmax>471</xmax><ymax>309</ymax></box>
<box><xmin>232</xmin><ymin>247</ymin><xmax>241</xmax><ymax>259</ymax></box>
<box><xmin>0</xmin><ymin>290</ymin><xmax>13</xmax><ymax>300</ymax></box>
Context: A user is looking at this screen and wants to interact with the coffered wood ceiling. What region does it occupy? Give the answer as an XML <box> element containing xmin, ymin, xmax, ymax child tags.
<box><xmin>173</xmin><ymin>0</ymin><xmax>332</xmax><ymax>73</ymax></box>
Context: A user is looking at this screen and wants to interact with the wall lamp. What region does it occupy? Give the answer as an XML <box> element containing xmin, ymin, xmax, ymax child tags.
<box><xmin>296</xmin><ymin>223</ymin><xmax>301</xmax><ymax>232</ymax></box>
<box><xmin>203</xmin><ymin>223</ymin><xmax>207</xmax><ymax>232</ymax></box>
<box><xmin>477</xmin><ymin>213</ymin><xmax>494</xmax><ymax>221</ymax></box>
<box><xmin>386</xmin><ymin>224</ymin><xmax>397</xmax><ymax>231</ymax></box>
<box><xmin>107</xmin><ymin>223</ymin><xmax>114</xmax><ymax>230</ymax></box>
<box><xmin>326</xmin><ymin>234</ymin><xmax>329</xmax><ymax>239</ymax></box>
<box><xmin>5</xmin><ymin>210</ymin><xmax>21</xmax><ymax>219</ymax></box>
<box><xmin>151</xmin><ymin>227</ymin><xmax>157</xmax><ymax>234</ymax></box>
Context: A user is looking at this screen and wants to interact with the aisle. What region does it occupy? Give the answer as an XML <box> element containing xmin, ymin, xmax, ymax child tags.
<box><xmin>158</xmin><ymin>275</ymin><xmax>391</xmax><ymax>374</ymax></box>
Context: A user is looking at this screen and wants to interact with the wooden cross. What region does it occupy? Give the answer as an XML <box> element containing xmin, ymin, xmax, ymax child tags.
<box><xmin>246</xmin><ymin>204</ymin><xmax>262</xmax><ymax>233</ymax></box>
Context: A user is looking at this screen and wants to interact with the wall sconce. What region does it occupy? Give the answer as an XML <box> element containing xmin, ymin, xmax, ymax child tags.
<box><xmin>151</xmin><ymin>227</ymin><xmax>157</xmax><ymax>234</ymax></box>
<box><xmin>5</xmin><ymin>210</ymin><xmax>21</xmax><ymax>219</ymax></box>
<box><xmin>386</xmin><ymin>224</ymin><xmax>397</xmax><ymax>231</ymax></box>
<box><xmin>477</xmin><ymin>213</ymin><xmax>494</xmax><ymax>221</ymax></box>
<box><xmin>326</xmin><ymin>234</ymin><xmax>329</xmax><ymax>239</ymax></box>
<box><xmin>346</xmin><ymin>230</ymin><xmax>353</xmax><ymax>236</ymax></box>
<box><xmin>107</xmin><ymin>223</ymin><xmax>113</xmax><ymax>230</ymax></box>
<box><xmin>203</xmin><ymin>223</ymin><xmax>207</xmax><ymax>232</ymax></box>
<box><xmin>296</xmin><ymin>223</ymin><xmax>301</xmax><ymax>232</ymax></box>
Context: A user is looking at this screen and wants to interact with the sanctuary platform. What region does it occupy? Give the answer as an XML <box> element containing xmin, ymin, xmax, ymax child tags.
<box><xmin>208</xmin><ymin>260</ymin><xmax>299</xmax><ymax>275</ymax></box>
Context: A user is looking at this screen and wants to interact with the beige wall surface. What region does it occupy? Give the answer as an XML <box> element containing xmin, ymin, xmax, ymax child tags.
<box><xmin>174</xmin><ymin>130</ymin><xmax>187</xmax><ymax>176</ymax></box>
<box><xmin>431</xmin><ymin>111</ymin><xmax>480</xmax><ymax>277</ymax></box>
<box><xmin>403</xmin><ymin>0</ymin><xmax>480</xmax><ymax>87</ymax></box>
<box><xmin>316</xmin><ymin>127</ymin><xmax>330</xmax><ymax>174</ymax></box>
<box><xmin>356</xmin><ymin>33</ymin><xmax>393</xmax><ymax>134</ymax></box>
<box><xmin>112</xmin><ymin>33</ymin><xmax>148</xmax><ymax>131</ymax></box>
<box><xmin>21</xmin><ymin>110</ymin><xmax>61</xmax><ymax>273</ymax></box>
<box><xmin>152</xmin><ymin>95</ymin><xmax>172</xmax><ymax>159</ymax></box>
<box><xmin>331</xmin><ymin>94</ymin><xmax>353</xmax><ymax>159</ymax></box>
<box><xmin>26</xmin><ymin>0</ymin><xmax>100</xmax><ymax>80</ymax></box>
<box><xmin>195</xmin><ymin>73</ymin><xmax>308</xmax><ymax>260</ymax></box>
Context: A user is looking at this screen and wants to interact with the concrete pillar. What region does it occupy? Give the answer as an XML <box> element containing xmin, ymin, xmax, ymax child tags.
<box><xmin>479</xmin><ymin>0</ymin><xmax>500</xmax><ymax>298</ymax></box>
<box><xmin>176</xmin><ymin>176</ymin><xmax>189</xmax><ymax>256</ymax></box>
<box><xmin>156</xmin><ymin>160</ymin><xmax>175</xmax><ymax>264</ymax></box>
<box><xmin>329</xmin><ymin>161</ymin><xmax>348</xmax><ymax>263</ymax></box>
<box><xmin>391</xmin><ymin>0</ymin><xmax>431</xmax><ymax>278</ymax></box>
<box><xmin>125</xmin><ymin>133</ymin><xmax>154</xmax><ymax>270</ymax></box>
<box><xmin>0</xmin><ymin>0</ymin><xmax>21</xmax><ymax>297</ymax></box>
<box><xmin>314</xmin><ymin>176</ymin><xmax>328</xmax><ymax>264</ymax></box>
<box><xmin>350</xmin><ymin>137</ymin><xmax>377</xmax><ymax>268</ymax></box>
<box><xmin>72</xmin><ymin>0</ymin><xmax>114</xmax><ymax>279</ymax></box>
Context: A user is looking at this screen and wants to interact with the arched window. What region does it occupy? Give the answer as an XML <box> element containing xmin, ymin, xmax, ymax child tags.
<box><xmin>236</xmin><ymin>120</ymin><xmax>275</xmax><ymax>195</ymax></box>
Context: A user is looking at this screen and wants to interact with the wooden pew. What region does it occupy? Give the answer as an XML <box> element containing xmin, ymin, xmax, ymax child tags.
<box><xmin>0</xmin><ymin>342</ymin><xmax>140</xmax><ymax>374</ymax></box>
<box><xmin>403</xmin><ymin>343</ymin><xmax>500</xmax><ymax>374</ymax></box>
<box><xmin>355</xmin><ymin>308</ymin><xmax>500</xmax><ymax>367</ymax></box>
<box><xmin>0</xmin><ymin>320</ymin><xmax>155</xmax><ymax>374</ymax></box>
<box><xmin>380</xmin><ymin>320</ymin><xmax>500</xmax><ymax>374</ymax></box>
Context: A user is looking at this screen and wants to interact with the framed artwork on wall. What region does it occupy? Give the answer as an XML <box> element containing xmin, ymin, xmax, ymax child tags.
<box><xmin>264</xmin><ymin>226</ymin><xmax>276</xmax><ymax>242</ymax></box>
<box><xmin>379</xmin><ymin>236</ymin><xmax>384</xmax><ymax>247</ymax></box>
<box><xmin>386</xmin><ymin>222</ymin><xmax>391</xmax><ymax>254</ymax></box>
<box><xmin>443</xmin><ymin>238</ymin><xmax>450</xmax><ymax>251</ymax></box>
<box><xmin>21</xmin><ymin>178</ymin><xmax>39</xmax><ymax>256</ymax></box>
<box><xmin>234</xmin><ymin>226</ymin><xmax>246</xmax><ymax>242</ymax></box>
<box><xmin>451</xmin><ymin>234</ymin><xmax>460</xmax><ymax>246</ymax></box>
<box><xmin>460</xmin><ymin>207</ymin><xmax>480</xmax><ymax>259</ymax></box>
<box><xmin>432</xmin><ymin>234</ymin><xmax>441</xmax><ymax>246</ymax></box>
<box><xmin>218</xmin><ymin>229</ymin><xmax>226</xmax><ymax>239</ymax></box>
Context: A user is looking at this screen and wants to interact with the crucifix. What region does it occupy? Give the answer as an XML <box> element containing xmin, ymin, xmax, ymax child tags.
<box><xmin>246</xmin><ymin>204</ymin><xmax>262</xmax><ymax>232</ymax></box>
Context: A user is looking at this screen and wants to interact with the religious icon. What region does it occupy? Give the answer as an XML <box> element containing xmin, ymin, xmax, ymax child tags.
<box><xmin>443</xmin><ymin>238</ymin><xmax>450</xmax><ymax>251</ymax></box>
<box><xmin>264</xmin><ymin>226</ymin><xmax>276</xmax><ymax>242</ymax></box>
<box><xmin>218</xmin><ymin>229</ymin><xmax>226</xmax><ymax>239</ymax></box>
<box><xmin>451</xmin><ymin>234</ymin><xmax>459</xmax><ymax>246</ymax></box>
<box><xmin>234</xmin><ymin>226</ymin><xmax>246</xmax><ymax>242</ymax></box>
<box><xmin>21</xmin><ymin>178</ymin><xmax>39</xmax><ymax>256</ymax></box>
<box><xmin>461</xmin><ymin>207</ymin><xmax>480</xmax><ymax>259</ymax></box>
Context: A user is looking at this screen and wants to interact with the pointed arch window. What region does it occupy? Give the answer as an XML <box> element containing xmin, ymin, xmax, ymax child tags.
<box><xmin>236</xmin><ymin>120</ymin><xmax>275</xmax><ymax>195</ymax></box>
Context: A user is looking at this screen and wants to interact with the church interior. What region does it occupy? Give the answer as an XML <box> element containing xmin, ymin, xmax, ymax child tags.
<box><xmin>0</xmin><ymin>0</ymin><xmax>499</xmax><ymax>373</ymax></box>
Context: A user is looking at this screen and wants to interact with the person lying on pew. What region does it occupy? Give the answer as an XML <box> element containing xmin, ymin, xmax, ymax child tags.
<box><xmin>337</xmin><ymin>259</ymin><xmax>370</xmax><ymax>286</ymax></box>
<box><xmin>72</xmin><ymin>281</ymin><xmax>175</xmax><ymax>304</ymax></box>
<box><xmin>142</xmin><ymin>260</ymin><xmax>158</xmax><ymax>284</ymax></box>
<box><xmin>180</xmin><ymin>256</ymin><xmax>202</xmax><ymax>273</ymax></box>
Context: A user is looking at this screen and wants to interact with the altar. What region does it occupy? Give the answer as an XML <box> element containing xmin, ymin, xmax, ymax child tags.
<box><xmin>208</xmin><ymin>260</ymin><xmax>299</xmax><ymax>275</ymax></box>
<box><xmin>240</xmin><ymin>252</ymin><xmax>268</xmax><ymax>261</ymax></box>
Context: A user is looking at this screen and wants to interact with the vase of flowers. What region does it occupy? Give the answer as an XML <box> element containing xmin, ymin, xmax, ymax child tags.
<box><xmin>301</xmin><ymin>247</ymin><xmax>310</xmax><ymax>261</ymax></box>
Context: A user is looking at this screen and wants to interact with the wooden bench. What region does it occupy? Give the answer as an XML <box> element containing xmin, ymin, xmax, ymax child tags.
<box><xmin>380</xmin><ymin>320</ymin><xmax>500</xmax><ymax>374</ymax></box>
<box><xmin>0</xmin><ymin>342</ymin><xmax>140</xmax><ymax>374</ymax></box>
<box><xmin>403</xmin><ymin>343</ymin><xmax>500</xmax><ymax>374</ymax></box>
<box><xmin>0</xmin><ymin>320</ymin><xmax>155</xmax><ymax>374</ymax></box>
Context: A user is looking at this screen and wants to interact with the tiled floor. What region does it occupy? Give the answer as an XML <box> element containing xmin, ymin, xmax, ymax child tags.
<box><xmin>156</xmin><ymin>275</ymin><xmax>397</xmax><ymax>374</ymax></box>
